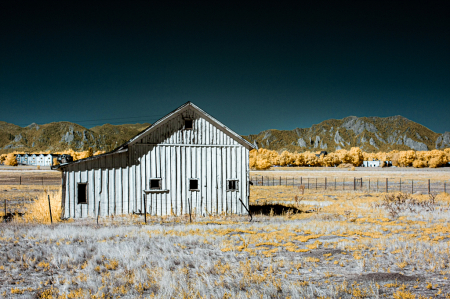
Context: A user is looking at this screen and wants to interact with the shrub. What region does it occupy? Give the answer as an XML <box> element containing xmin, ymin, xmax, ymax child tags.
<box><xmin>4</xmin><ymin>153</ymin><xmax>18</xmax><ymax>166</ymax></box>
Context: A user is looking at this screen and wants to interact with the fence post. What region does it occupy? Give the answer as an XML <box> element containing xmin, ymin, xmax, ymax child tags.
<box><xmin>369</xmin><ymin>179</ymin><xmax>370</xmax><ymax>192</ymax></box>
<box><xmin>377</xmin><ymin>179</ymin><xmax>379</xmax><ymax>192</ymax></box>
<box><xmin>354</xmin><ymin>177</ymin><xmax>356</xmax><ymax>191</ymax></box>
<box><xmin>412</xmin><ymin>180</ymin><xmax>414</xmax><ymax>194</ymax></box>
<box><xmin>360</xmin><ymin>178</ymin><xmax>362</xmax><ymax>189</ymax></box>
<box><xmin>343</xmin><ymin>178</ymin><xmax>345</xmax><ymax>190</ymax></box>
<box><xmin>20</xmin><ymin>176</ymin><xmax>21</xmax><ymax>185</ymax></box>
<box><xmin>143</xmin><ymin>193</ymin><xmax>147</xmax><ymax>224</ymax></box>
<box><xmin>262</xmin><ymin>176</ymin><xmax>264</xmax><ymax>186</ymax></box>
<box><xmin>325</xmin><ymin>178</ymin><xmax>327</xmax><ymax>190</ymax></box>
<box><xmin>386</xmin><ymin>178</ymin><xmax>388</xmax><ymax>193</ymax></box>
<box><xmin>97</xmin><ymin>200</ymin><xmax>101</xmax><ymax>225</ymax></box>
<box><xmin>445</xmin><ymin>182</ymin><xmax>446</xmax><ymax>194</ymax></box>
<box><xmin>188</xmin><ymin>197</ymin><xmax>192</xmax><ymax>223</ymax></box>
<box><xmin>280</xmin><ymin>176</ymin><xmax>281</xmax><ymax>186</ymax></box>
<box><xmin>292</xmin><ymin>177</ymin><xmax>294</xmax><ymax>187</ymax></box>
<box><xmin>308</xmin><ymin>178</ymin><xmax>309</xmax><ymax>189</ymax></box>
<box><xmin>316</xmin><ymin>178</ymin><xmax>317</xmax><ymax>190</ymax></box>
<box><xmin>301</xmin><ymin>177</ymin><xmax>302</xmax><ymax>186</ymax></box>
<box><xmin>272</xmin><ymin>177</ymin><xmax>274</xmax><ymax>186</ymax></box>
<box><xmin>428</xmin><ymin>179</ymin><xmax>430</xmax><ymax>194</ymax></box>
<box><xmin>335</xmin><ymin>178</ymin><xmax>336</xmax><ymax>190</ymax></box>
<box><xmin>48</xmin><ymin>195</ymin><xmax>53</xmax><ymax>224</ymax></box>
<box><xmin>4</xmin><ymin>199</ymin><xmax>6</xmax><ymax>217</ymax></box>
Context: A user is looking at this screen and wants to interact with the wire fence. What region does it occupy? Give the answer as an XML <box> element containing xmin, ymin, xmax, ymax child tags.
<box><xmin>0</xmin><ymin>176</ymin><xmax>60</xmax><ymax>186</ymax></box>
<box><xmin>250</xmin><ymin>176</ymin><xmax>449</xmax><ymax>194</ymax></box>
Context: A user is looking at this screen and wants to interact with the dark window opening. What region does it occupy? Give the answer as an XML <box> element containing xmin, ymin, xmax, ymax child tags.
<box><xmin>150</xmin><ymin>179</ymin><xmax>162</xmax><ymax>190</ymax></box>
<box><xmin>184</xmin><ymin>119</ymin><xmax>193</xmax><ymax>130</ymax></box>
<box><xmin>227</xmin><ymin>180</ymin><xmax>239</xmax><ymax>191</ymax></box>
<box><xmin>77</xmin><ymin>183</ymin><xmax>88</xmax><ymax>204</ymax></box>
<box><xmin>189</xmin><ymin>179</ymin><xmax>199</xmax><ymax>191</ymax></box>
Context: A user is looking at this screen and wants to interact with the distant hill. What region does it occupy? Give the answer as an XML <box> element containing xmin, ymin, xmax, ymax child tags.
<box><xmin>1</xmin><ymin>115</ymin><xmax>449</xmax><ymax>154</ymax></box>
<box><xmin>243</xmin><ymin>116</ymin><xmax>450</xmax><ymax>153</ymax></box>
<box><xmin>0</xmin><ymin>121</ymin><xmax>150</xmax><ymax>154</ymax></box>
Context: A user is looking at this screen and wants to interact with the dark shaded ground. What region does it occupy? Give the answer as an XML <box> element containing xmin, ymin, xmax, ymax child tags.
<box><xmin>250</xmin><ymin>204</ymin><xmax>303</xmax><ymax>216</ymax></box>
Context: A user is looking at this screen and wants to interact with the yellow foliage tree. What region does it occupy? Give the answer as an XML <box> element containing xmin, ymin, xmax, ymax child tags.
<box><xmin>4</xmin><ymin>153</ymin><xmax>18</xmax><ymax>166</ymax></box>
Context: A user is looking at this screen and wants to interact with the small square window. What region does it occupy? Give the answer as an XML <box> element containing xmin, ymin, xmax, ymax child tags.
<box><xmin>189</xmin><ymin>179</ymin><xmax>199</xmax><ymax>191</ymax></box>
<box><xmin>150</xmin><ymin>179</ymin><xmax>161</xmax><ymax>190</ymax></box>
<box><xmin>77</xmin><ymin>183</ymin><xmax>88</xmax><ymax>204</ymax></box>
<box><xmin>227</xmin><ymin>180</ymin><xmax>239</xmax><ymax>191</ymax></box>
<box><xmin>184</xmin><ymin>119</ymin><xmax>193</xmax><ymax>130</ymax></box>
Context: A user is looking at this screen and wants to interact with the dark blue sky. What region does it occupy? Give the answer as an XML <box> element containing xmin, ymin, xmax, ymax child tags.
<box><xmin>0</xmin><ymin>1</ymin><xmax>449</xmax><ymax>135</ymax></box>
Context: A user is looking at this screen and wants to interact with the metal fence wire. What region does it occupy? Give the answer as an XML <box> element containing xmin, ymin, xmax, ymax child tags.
<box><xmin>0</xmin><ymin>176</ymin><xmax>60</xmax><ymax>186</ymax></box>
<box><xmin>250</xmin><ymin>176</ymin><xmax>449</xmax><ymax>194</ymax></box>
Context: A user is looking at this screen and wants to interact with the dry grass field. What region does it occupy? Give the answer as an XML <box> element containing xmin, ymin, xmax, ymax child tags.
<box><xmin>0</xmin><ymin>169</ymin><xmax>450</xmax><ymax>298</ymax></box>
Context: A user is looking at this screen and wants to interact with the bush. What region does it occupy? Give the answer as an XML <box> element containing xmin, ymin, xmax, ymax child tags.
<box><xmin>4</xmin><ymin>153</ymin><xmax>18</xmax><ymax>166</ymax></box>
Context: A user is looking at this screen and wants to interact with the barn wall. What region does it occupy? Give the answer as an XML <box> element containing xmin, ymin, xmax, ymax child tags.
<box><xmin>62</xmin><ymin>110</ymin><xmax>250</xmax><ymax>218</ymax></box>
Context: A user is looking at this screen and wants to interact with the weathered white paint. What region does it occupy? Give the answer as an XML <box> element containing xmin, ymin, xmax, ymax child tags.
<box><xmin>58</xmin><ymin>103</ymin><xmax>253</xmax><ymax>218</ymax></box>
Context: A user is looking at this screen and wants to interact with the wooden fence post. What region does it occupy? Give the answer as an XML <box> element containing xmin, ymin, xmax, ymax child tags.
<box><xmin>4</xmin><ymin>199</ymin><xmax>6</xmax><ymax>217</ymax></box>
<box><xmin>300</xmin><ymin>177</ymin><xmax>302</xmax><ymax>186</ymax></box>
<box><xmin>19</xmin><ymin>176</ymin><xmax>21</xmax><ymax>185</ymax></box>
<box><xmin>386</xmin><ymin>178</ymin><xmax>388</xmax><ymax>193</ymax></box>
<box><xmin>48</xmin><ymin>195</ymin><xmax>53</xmax><ymax>224</ymax></box>
<box><xmin>325</xmin><ymin>178</ymin><xmax>327</xmax><ymax>190</ymax></box>
<box><xmin>428</xmin><ymin>179</ymin><xmax>430</xmax><ymax>194</ymax></box>
<box><xmin>412</xmin><ymin>180</ymin><xmax>414</xmax><ymax>194</ymax></box>
<box><xmin>143</xmin><ymin>193</ymin><xmax>147</xmax><ymax>224</ymax></box>
<box><xmin>262</xmin><ymin>176</ymin><xmax>264</xmax><ymax>186</ymax></box>
<box><xmin>343</xmin><ymin>178</ymin><xmax>345</xmax><ymax>190</ymax></box>
<box><xmin>335</xmin><ymin>178</ymin><xmax>336</xmax><ymax>190</ymax></box>
<box><xmin>369</xmin><ymin>179</ymin><xmax>370</xmax><ymax>192</ymax></box>
<box><xmin>354</xmin><ymin>177</ymin><xmax>356</xmax><ymax>191</ymax></box>
<box><xmin>315</xmin><ymin>178</ymin><xmax>317</xmax><ymax>190</ymax></box>
<box><xmin>188</xmin><ymin>197</ymin><xmax>192</xmax><ymax>223</ymax></box>
<box><xmin>307</xmin><ymin>178</ymin><xmax>309</xmax><ymax>189</ymax></box>
<box><xmin>280</xmin><ymin>176</ymin><xmax>281</xmax><ymax>186</ymax></box>
<box><xmin>360</xmin><ymin>178</ymin><xmax>362</xmax><ymax>189</ymax></box>
<box><xmin>445</xmin><ymin>182</ymin><xmax>446</xmax><ymax>194</ymax></box>
<box><xmin>97</xmin><ymin>200</ymin><xmax>101</xmax><ymax>225</ymax></box>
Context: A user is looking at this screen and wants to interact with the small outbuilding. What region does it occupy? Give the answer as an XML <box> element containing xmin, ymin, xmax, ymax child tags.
<box><xmin>363</xmin><ymin>160</ymin><xmax>381</xmax><ymax>167</ymax></box>
<box><xmin>53</xmin><ymin>102</ymin><xmax>255</xmax><ymax>219</ymax></box>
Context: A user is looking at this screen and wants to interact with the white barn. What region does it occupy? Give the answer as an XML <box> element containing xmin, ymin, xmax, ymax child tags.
<box><xmin>53</xmin><ymin>102</ymin><xmax>255</xmax><ymax>219</ymax></box>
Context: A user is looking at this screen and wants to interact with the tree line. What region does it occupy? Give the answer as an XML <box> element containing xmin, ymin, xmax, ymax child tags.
<box><xmin>250</xmin><ymin>148</ymin><xmax>450</xmax><ymax>170</ymax></box>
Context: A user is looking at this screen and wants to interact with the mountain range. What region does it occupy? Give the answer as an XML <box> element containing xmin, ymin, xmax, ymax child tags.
<box><xmin>0</xmin><ymin>115</ymin><xmax>449</xmax><ymax>154</ymax></box>
<box><xmin>242</xmin><ymin>116</ymin><xmax>450</xmax><ymax>153</ymax></box>
<box><xmin>0</xmin><ymin>121</ymin><xmax>150</xmax><ymax>154</ymax></box>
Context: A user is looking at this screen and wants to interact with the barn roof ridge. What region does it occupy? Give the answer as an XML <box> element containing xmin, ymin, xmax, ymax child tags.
<box><xmin>52</xmin><ymin>101</ymin><xmax>254</xmax><ymax>170</ymax></box>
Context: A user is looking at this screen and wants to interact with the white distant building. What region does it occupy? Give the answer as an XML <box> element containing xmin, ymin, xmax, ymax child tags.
<box><xmin>363</xmin><ymin>160</ymin><xmax>381</xmax><ymax>167</ymax></box>
<box><xmin>16</xmin><ymin>154</ymin><xmax>59</xmax><ymax>166</ymax></box>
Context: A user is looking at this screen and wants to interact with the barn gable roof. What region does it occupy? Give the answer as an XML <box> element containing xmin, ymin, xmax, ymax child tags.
<box><xmin>115</xmin><ymin>102</ymin><xmax>254</xmax><ymax>151</ymax></box>
<box><xmin>53</xmin><ymin>102</ymin><xmax>254</xmax><ymax>169</ymax></box>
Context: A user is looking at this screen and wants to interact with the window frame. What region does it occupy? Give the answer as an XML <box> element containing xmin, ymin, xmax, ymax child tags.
<box><xmin>184</xmin><ymin>119</ymin><xmax>193</xmax><ymax>130</ymax></box>
<box><xmin>226</xmin><ymin>179</ymin><xmax>239</xmax><ymax>192</ymax></box>
<box><xmin>149</xmin><ymin>178</ymin><xmax>162</xmax><ymax>190</ymax></box>
<box><xmin>189</xmin><ymin>178</ymin><xmax>200</xmax><ymax>191</ymax></box>
<box><xmin>77</xmin><ymin>182</ymin><xmax>88</xmax><ymax>204</ymax></box>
